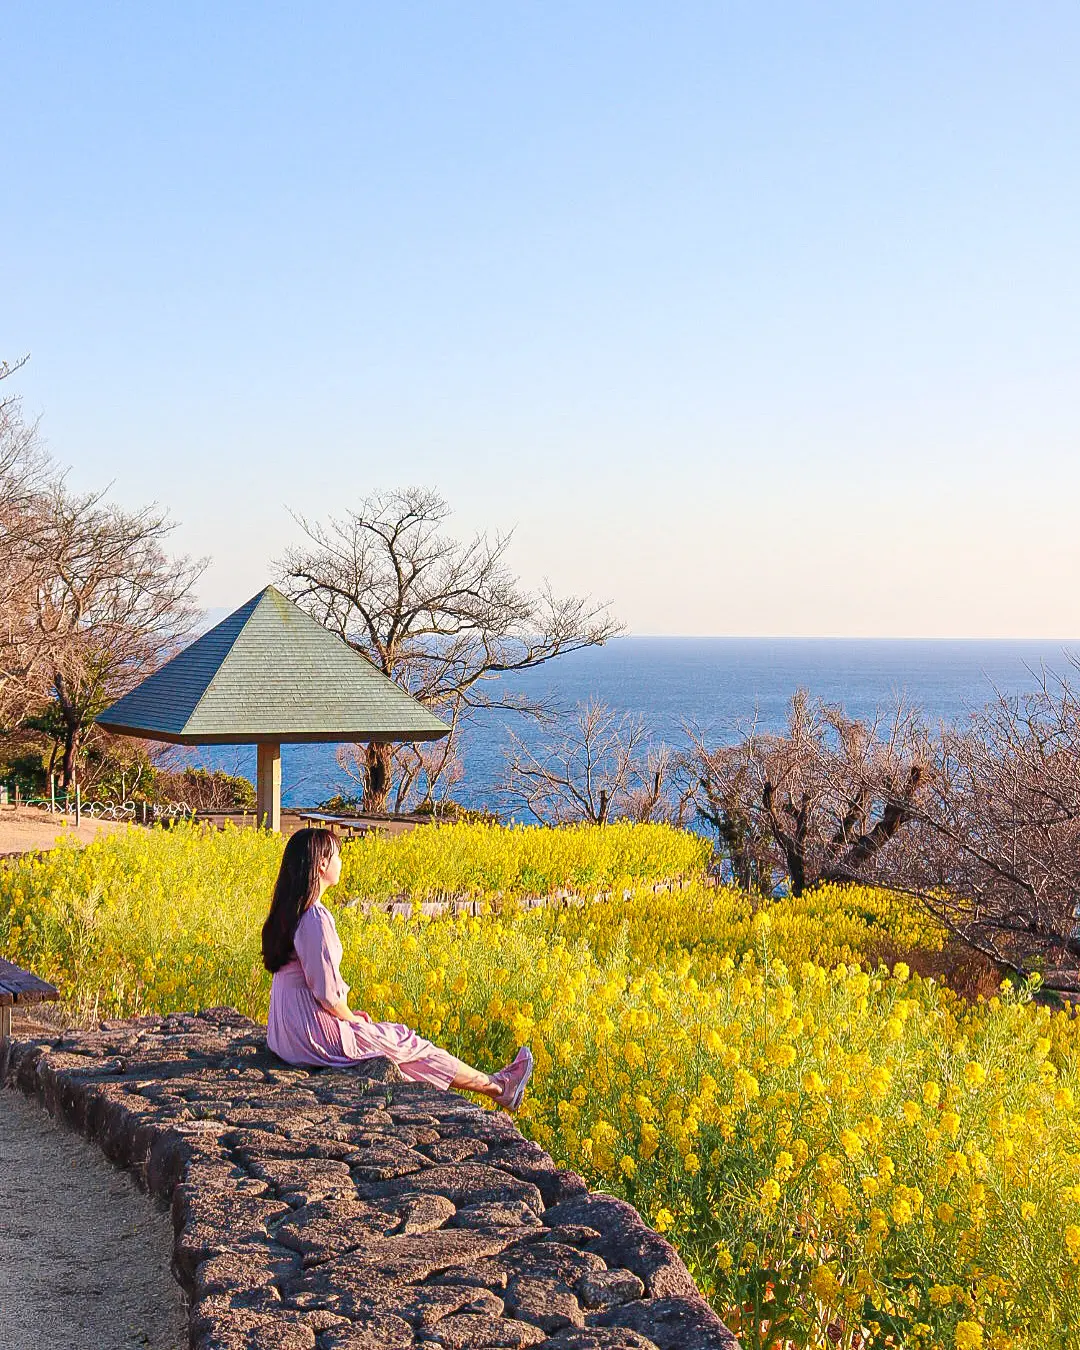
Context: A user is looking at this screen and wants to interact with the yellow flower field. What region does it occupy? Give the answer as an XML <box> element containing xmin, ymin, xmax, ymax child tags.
<box><xmin>1</xmin><ymin>821</ymin><xmax>1077</xmax><ymax>1350</ymax></box>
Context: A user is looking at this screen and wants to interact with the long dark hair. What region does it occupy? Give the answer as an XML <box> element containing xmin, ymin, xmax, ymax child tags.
<box><xmin>262</xmin><ymin>828</ymin><xmax>339</xmax><ymax>972</ymax></box>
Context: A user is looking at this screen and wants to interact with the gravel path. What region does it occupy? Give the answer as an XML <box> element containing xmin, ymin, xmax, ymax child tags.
<box><xmin>0</xmin><ymin>1086</ymin><xmax>187</xmax><ymax>1350</ymax></box>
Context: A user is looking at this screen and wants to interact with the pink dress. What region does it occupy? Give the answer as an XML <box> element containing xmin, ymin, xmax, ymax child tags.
<box><xmin>266</xmin><ymin>900</ymin><xmax>459</xmax><ymax>1090</ymax></box>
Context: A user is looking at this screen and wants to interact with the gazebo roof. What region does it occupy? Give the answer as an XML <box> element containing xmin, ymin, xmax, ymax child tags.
<box><xmin>97</xmin><ymin>585</ymin><xmax>450</xmax><ymax>745</ymax></box>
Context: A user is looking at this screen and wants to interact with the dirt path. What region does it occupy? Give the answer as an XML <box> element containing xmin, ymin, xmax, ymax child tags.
<box><xmin>0</xmin><ymin>806</ymin><xmax>131</xmax><ymax>856</ymax></box>
<box><xmin>0</xmin><ymin>1087</ymin><xmax>187</xmax><ymax>1350</ymax></box>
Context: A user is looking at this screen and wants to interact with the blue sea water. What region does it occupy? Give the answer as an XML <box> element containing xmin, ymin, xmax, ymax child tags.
<box><xmin>183</xmin><ymin>638</ymin><xmax>1078</xmax><ymax>813</ymax></box>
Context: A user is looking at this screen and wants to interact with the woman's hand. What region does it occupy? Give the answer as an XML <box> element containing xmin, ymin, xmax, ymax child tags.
<box><xmin>319</xmin><ymin>997</ymin><xmax>373</xmax><ymax>1025</ymax></box>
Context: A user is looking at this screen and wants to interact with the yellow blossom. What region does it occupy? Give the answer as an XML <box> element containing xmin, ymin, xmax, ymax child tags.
<box><xmin>963</xmin><ymin>1061</ymin><xmax>987</xmax><ymax>1090</ymax></box>
<box><xmin>955</xmin><ymin>1322</ymin><xmax>983</xmax><ymax>1350</ymax></box>
<box><xmin>759</xmin><ymin>1177</ymin><xmax>781</xmax><ymax>1210</ymax></box>
<box><xmin>840</xmin><ymin>1128</ymin><xmax>864</xmax><ymax>1160</ymax></box>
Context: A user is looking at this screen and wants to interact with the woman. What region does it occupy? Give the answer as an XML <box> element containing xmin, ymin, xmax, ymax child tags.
<box><xmin>263</xmin><ymin>827</ymin><xmax>533</xmax><ymax>1111</ymax></box>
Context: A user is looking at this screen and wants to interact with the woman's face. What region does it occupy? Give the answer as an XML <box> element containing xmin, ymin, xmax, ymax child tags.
<box><xmin>320</xmin><ymin>843</ymin><xmax>342</xmax><ymax>890</ymax></box>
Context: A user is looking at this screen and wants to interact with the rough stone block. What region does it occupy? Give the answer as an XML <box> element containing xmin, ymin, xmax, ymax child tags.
<box><xmin>578</xmin><ymin>1270</ymin><xmax>645</xmax><ymax>1309</ymax></box>
<box><xmin>538</xmin><ymin>1225</ymin><xmax>601</xmax><ymax>1248</ymax></box>
<box><xmin>421</xmin><ymin>1136</ymin><xmax>490</xmax><ymax>1164</ymax></box>
<box><xmin>316</xmin><ymin>1313</ymin><xmax>415</xmax><ymax>1347</ymax></box>
<box><xmin>591</xmin><ymin>1296</ymin><xmax>739</xmax><ymax>1350</ymax></box>
<box><xmin>505</xmin><ymin>1273</ymin><xmax>586</xmax><ymax>1332</ymax></box>
<box><xmin>542</xmin><ymin>1195</ymin><xmax>697</xmax><ymax>1300</ymax></box>
<box><xmin>450</xmin><ymin>1200</ymin><xmax>543</xmax><ymax>1230</ymax></box>
<box><xmin>189</xmin><ymin>1307</ymin><xmax>317</xmax><ymax>1350</ymax></box>
<box><xmin>359</xmin><ymin>1163</ymin><xmax>544</xmax><ymax>1215</ymax></box>
<box><xmin>512</xmin><ymin>1241</ymin><xmax>607</xmax><ymax>1286</ymax></box>
<box><xmin>247</xmin><ymin>1155</ymin><xmax>355</xmax><ymax>1201</ymax></box>
<box><xmin>422</xmin><ymin>1312</ymin><xmax>547</xmax><ymax>1347</ymax></box>
<box><xmin>391</xmin><ymin>1282</ymin><xmax>505</xmax><ymax>1328</ymax></box>
<box><xmin>536</xmin><ymin>1330</ymin><xmax>660</xmax><ymax>1349</ymax></box>
<box><xmin>390</xmin><ymin>1191</ymin><xmax>457</xmax><ymax>1235</ymax></box>
<box><xmin>194</xmin><ymin>1245</ymin><xmax>301</xmax><ymax>1298</ymax></box>
<box><xmin>347</xmin><ymin>1138</ymin><xmax>432</xmax><ymax>1182</ymax></box>
<box><xmin>315</xmin><ymin>1226</ymin><xmax>520</xmax><ymax>1285</ymax></box>
<box><xmin>272</xmin><ymin>1197</ymin><xmax>397</xmax><ymax>1263</ymax></box>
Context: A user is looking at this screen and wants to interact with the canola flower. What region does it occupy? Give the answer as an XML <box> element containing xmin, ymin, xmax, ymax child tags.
<box><xmin>336</xmin><ymin>817</ymin><xmax>712</xmax><ymax>903</ymax></box>
<box><xmin>1</xmin><ymin>821</ymin><xmax>1078</xmax><ymax>1350</ymax></box>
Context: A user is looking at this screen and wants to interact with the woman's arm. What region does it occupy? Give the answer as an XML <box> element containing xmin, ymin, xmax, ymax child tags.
<box><xmin>317</xmin><ymin>995</ymin><xmax>372</xmax><ymax>1024</ymax></box>
<box><xmin>294</xmin><ymin>907</ymin><xmax>370</xmax><ymax>1023</ymax></box>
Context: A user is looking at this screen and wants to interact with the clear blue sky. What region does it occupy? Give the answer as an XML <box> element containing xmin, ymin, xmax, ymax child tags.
<box><xmin>4</xmin><ymin>4</ymin><xmax>1079</xmax><ymax>636</ymax></box>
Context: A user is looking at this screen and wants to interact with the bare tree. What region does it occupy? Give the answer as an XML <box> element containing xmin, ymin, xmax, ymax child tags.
<box><xmin>682</xmin><ymin>735</ymin><xmax>776</xmax><ymax>892</ymax></box>
<box><xmin>622</xmin><ymin>743</ymin><xmax>683</xmax><ymax>824</ymax></box>
<box><xmin>892</xmin><ymin>669</ymin><xmax>1080</xmax><ymax>985</ymax></box>
<box><xmin>25</xmin><ymin>483</ymin><xmax>206</xmax><ymax>786</ymax></box>
<box><xmin>499</xmin><ymin>699</ymin><xmax>671</xmax><ymax>825</ymax></box>
<box><xmin>686</xmin><ymin>692</ymin><xmax>929</xmax><ymax>896</ymax></box>
<box><xmin>335</xmin><ymin>703</ymin><xmax>466</xmax><ymax>814</ymax></box>
<box><xmin>278</xmin><ymin>488</ymin><xmax>623</xmax><ymax>811</ymax></box>
<box><xmin>0</xmin><ymin>357</ymin><xmax>55</xmax><ymax>730</ymax></box>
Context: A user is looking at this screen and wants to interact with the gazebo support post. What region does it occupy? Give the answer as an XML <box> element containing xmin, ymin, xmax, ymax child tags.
<box><xmin>256</xmin><ymin>741</ymin><xmax>281</xmax><ymax>832</ymax></box>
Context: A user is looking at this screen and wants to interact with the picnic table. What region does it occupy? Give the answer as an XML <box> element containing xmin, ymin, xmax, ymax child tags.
<box><xmin>0</xmin><ymin>957</ymin><xmax>59</xmax><ymax>1039</ymax></box>
<box><xmin>296</xmin><ymin>811</ymin><xmax>383</xmax><ymax>839</ymax></box>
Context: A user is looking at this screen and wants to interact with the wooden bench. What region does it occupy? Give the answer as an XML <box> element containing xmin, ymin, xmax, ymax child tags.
<box><xmin>0</xmin><ymin>957</ymin><xmax>59</xmax><ymax>1039</ymax></box>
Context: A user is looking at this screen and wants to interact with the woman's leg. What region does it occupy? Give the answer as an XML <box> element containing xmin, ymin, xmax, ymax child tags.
<box><xmin>448</xmin><ymin>1058</ymin><xmax>502</xmax><ymax>1101</ymax></box>
<box><xmin>350</xmin><ymin>1018</ymin><xmax>496</xmax><ymax>1093</ymax></box>
<box><xmin>455</xmin><ymin>1047</ymin><xmax>533</xmax><ymax>1109</ymax></box>
<box><xmin>347</xmin><ymin>1018</ymin><xmax>529</xmax><ymax>1104</ymax></box>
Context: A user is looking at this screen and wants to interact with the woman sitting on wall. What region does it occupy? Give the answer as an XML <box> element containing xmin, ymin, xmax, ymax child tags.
<box><xmin>262</xmin><ymin>827</ymin><xmax>533</xmax><ymax>1111</ymax></box>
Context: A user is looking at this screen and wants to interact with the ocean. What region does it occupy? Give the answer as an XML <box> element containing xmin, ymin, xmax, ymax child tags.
<box><xmin>180</xmin><ymin>638</ymin><xmax>1079</xmax><ymax>814</ymax></box>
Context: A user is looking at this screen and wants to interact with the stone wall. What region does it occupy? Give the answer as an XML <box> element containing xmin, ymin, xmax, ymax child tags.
<box><xmin>1</xmin><ymin>1009</ymin><xmax>738</xmax><ymax>1350</ymax></box>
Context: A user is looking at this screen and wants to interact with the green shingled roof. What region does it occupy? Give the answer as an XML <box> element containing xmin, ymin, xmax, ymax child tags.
<box><xmin>97</xmin><ymin>586</ymin><xmax>450</xmax><ymax>745</ymax></box>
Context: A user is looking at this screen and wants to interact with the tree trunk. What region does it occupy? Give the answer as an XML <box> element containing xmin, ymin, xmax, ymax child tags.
<box><xmin>762</xmin><ymin>783</ymin><xmax>809</xmax><ymax>896</ymax></box>
<box><xmin>61</xmin><ymin>726</ymin><xmax>79</xmax><ymax>790</ymax></box>
<box><xmin>787</xmin><ymin>847</ymin><xmax>807</xmax><ymax>897</ymax></box>
<box><xmin>53</xmin><ymin>673</ymin><xmax>82</xmax><ymax>791</ymax></box>
<box><xmin>363</xmin><ymin>743</ymin><xmax>393</xmax><ymax>813</ymax></box>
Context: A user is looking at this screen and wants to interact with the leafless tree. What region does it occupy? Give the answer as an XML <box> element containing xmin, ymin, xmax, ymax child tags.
<box><xmin>0</xmin><ymin>354</ymin><xmax>32</xmax><ymax>427</ymax></box>
<box><xmin>335</xmin><ymin>703</ymin><xmax>467</xmax><ymax>814</ymax></box>
<box><xmin>25</xmin><ymin>483</ymin><xmax>205</xmax><ymax>786</ymax></box>
<box><xmin>278</xmin><ymin>487</ymin><xmax>623</xmax><ymax>811</ymax></box>
<box><xmin>685</xmin><ymin>692</ymin><xmax>930</xmax><ymax>896</ymax></box>
<box><xmin>681</xmin><ymin>735</ymin><xmax>776</xmax><ymax>892</ymax></box>
<box><xmin>892</xmin><ymin>668</ymin><xmax>1080</xmax><ymax>985</ymax></box>
<box><xmin>499</xmin><ymin>699</ymin><xmax>672</xmax><ymax>825</ymax></box>
<box><xmin>0</xmin><ymin>357</ymin><xmax>55</xmax><ymax>729</ymax></box>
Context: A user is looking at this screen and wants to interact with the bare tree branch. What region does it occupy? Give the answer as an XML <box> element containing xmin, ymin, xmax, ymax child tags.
<box><xmin>21</xmin><ymin>482</ymin><xmax>206</xmax><ymax>785</ymax></box>
<box><xmin>277</xmin><ymin>488</ymin><xmax>623</xmax><ymax>811</ymax></box>
<box><xmin>684</xmin><ymin>692</ymin><xmax>930</xmax><ymax>896</ymax></box>
<box><xmin>498</xmin><ymin>699</ymin><xmax>670</xmax><ymax>825</ymax></box>
<box><xmin>891</xmin><ymin>665</ymin><xmax>1080</xmax><ymax>979</ymax></box>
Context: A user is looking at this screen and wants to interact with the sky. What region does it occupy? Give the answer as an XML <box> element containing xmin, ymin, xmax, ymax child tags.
<box><xmin>3</xmin><ymin>3</ymin><xmax>1079</xmax><ymax>638</ymax></box>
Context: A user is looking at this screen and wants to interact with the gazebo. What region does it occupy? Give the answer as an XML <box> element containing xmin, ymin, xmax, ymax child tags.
<box><xmin>97</xmin><ymin>585</ymin><xmax>449</xmax><ymax>830</ymax></box>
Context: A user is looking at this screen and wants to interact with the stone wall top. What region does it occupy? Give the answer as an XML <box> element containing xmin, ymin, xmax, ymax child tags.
<box><xmin>2</xmin><ymin>1010</ymin><xmax>738</xmax><ymax>1350</ymax></box>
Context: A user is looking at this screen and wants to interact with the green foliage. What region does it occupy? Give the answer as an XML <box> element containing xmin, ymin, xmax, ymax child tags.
<box><xmin>316</xmin><ymin>792</ymin><xmax>363</xmax><ymax>813</ymax></box>
<box><xmin>0</xmin><ymin>750</ymin><xmax>50</xmax><ymax>797</ymax></box>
